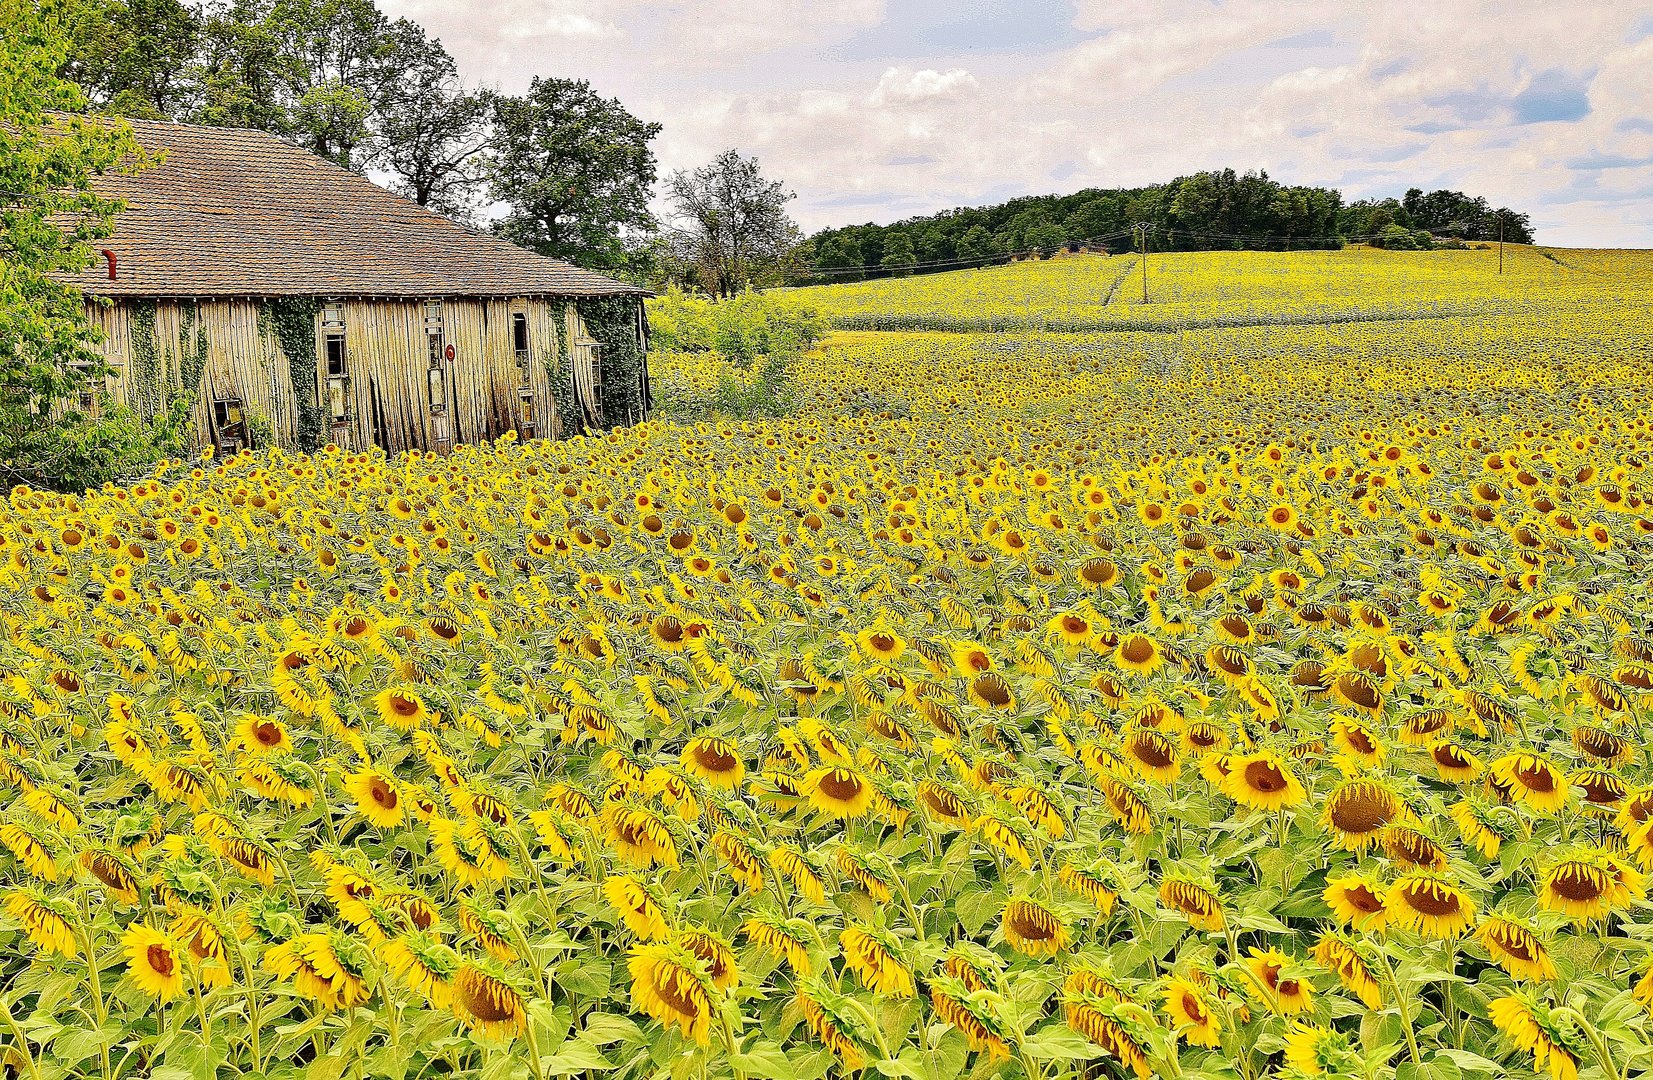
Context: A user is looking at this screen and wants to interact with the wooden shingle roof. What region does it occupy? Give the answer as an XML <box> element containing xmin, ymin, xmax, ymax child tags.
<box><xmin>72</xmin><ymin>117</ymin><xmax>646</xmax><ymax>299</ymax></box>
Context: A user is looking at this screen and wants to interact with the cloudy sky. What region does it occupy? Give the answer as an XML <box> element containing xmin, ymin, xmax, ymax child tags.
<box><xmin>380</xmin><ymin>0</ymin><xmax>1653</xmax><ymax>246</ymax></box>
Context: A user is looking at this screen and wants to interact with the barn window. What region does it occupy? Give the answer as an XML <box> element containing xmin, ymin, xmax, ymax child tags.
<box><xmin>213</xmin><ymin>396</ymin><xmax>248</xmax><ymax>452</ymax></box>
<box><xmin>426</xmin><ymin>301</ymin><xmax>444</xmax><ymax>366</ymax></box>
<box><xmin>325</xmin><ymin>335</ymin><xmax>347</xmax><ymax>378</ymax></box>
<box><xmin>512</xmin><ymin>312</ymin><xmax>531</xmax><ymax>382</ymax></box>
<box><xmin>70</xmin><ymin>361</ymin><xmax>100</xmax><ymax>417</ymax></box>
<box><xmin>427</xmin><ymin>364</ymin><xmax>446</xmax><ymax>412</ymax></box>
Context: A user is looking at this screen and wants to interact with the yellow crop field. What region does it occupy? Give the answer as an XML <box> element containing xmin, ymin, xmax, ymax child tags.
<box><xmin>8</xmin><ymin>248</ymin><xmax>1653</xmax><ymax>1080</ymax></box>
<box><xmin>805</xmin><ymin>247</ymin><xmax>1653</xmax><ymax>333</ymax></box>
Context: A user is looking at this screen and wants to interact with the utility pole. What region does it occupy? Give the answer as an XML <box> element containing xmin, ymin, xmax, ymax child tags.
<box><xmin>1134</xmin><ymin>222</ymin><xmax>1152</xmax><ymax>303</ymax></box>
<box><xmin>1498</xmin><ymin>213</ymin><xmax>1505</xmax><ymax>275</ymax></box>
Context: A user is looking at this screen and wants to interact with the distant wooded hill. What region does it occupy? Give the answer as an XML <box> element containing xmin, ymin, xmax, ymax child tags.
<box><xmin>802</xmin><ymin>170</ymin><xmax>1534</xmax><ymax>281</ymax></box>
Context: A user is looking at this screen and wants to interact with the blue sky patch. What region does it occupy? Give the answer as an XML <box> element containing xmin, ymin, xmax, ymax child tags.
<box><xmin>832</xmin><ymin>0</ymin><xmax>1088</xmax><ymax>59</ymax></box>
<box><xmin>1511</xmin><ymin>69</ymin><xmax>1592</xmax><ymax>124</ymax></box>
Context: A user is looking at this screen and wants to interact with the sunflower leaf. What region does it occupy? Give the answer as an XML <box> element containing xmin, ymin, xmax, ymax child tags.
<box><xmin>1019</xmin><ymin>1022</ymin><xmax>1105</xmax><ymax>1061</ymax></box>
<box><xmin>538</xmin><ymin>1036</ymin><xmax>615</xmax><ymax>1075</ymax></box>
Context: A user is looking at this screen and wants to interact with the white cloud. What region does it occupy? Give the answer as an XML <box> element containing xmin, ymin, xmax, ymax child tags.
<box><xmin>869</xmin><ymin>67</ymin><xmax>978</xmax><ymax>106</ymax></box>
<box><xmin>382</xmin><ymin>0</ymin><xmax>1653</xmax><ymax>245</ymax></box>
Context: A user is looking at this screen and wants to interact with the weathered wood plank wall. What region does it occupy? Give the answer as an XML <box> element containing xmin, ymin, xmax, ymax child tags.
<box><xmin>82</xmin><ymin>295</ymin><xmax>597</xmax><ymax>454</ymax></box>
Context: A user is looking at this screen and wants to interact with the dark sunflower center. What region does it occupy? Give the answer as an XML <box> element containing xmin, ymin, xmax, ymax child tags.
<box><xmin>1388</xmin><ymin>830</ymin><xmax>1440</xmax><ymax>866</ymax></box>
<box><xmin>819</xmin><ymin>770</ymin><xmax>863</xmax><ymax>801</ymax></box>
<box><xmin>1009</xmin><ymin>906</ymin><xmax>1056</xmax><ymax>940</ymax></box>
<box><xmin>973</xmin><ymin>676</ymin><xmax>1012</xmax><ymax>706</ymax></box>
<box><xmin>652</xmin><ymin>966</ymin><xmax>704</xmax><ymax>1018</ymax></box>
<box><xmin>1550</xmin><ymin>866</ymin><xmax>1605</xmax><ymax>901</ymax></box>
<box><xmin>1329</xmin><ymin>790</ymin><xmax>1391</xmax><ymax>833</ymax></box>
<box><xmin>1494</xmin><ymin>928</ymin><xmax>1536</xmax><ymax>961</ymax></box>
<box><xmin>1130</xmin><ymin>735</ymin><xmax>1174</xmax><ymax>769</ymax></box>
<box><xmin>458</xmin><ymin>975</ymin><xmax>516</xmax><ymax>1022</ymax></box>
<box><xmin>1400</xmin><ymin>883</ymin><xmax>1460</xmax><ymax>916</ymax></box>
<box><xmin>1342</xmin><ymin>885</ymin><xmax>1383</xmax><ymax>913</ymax></box>
<box><xmin>1338</xmin><ymin>675</ymin><xmax>1380</xmax><ymax>709</ymax></box>
<box><xmin>696</xmin><ymin>745</ymin><xmax>736</xmax><ymax>772</ymax></box>
<box><xmin>148</xmin><ymin>943</ymin><xmax>175</xmax><ymax>977</ymax></box>
<box><xmin>1516</xmin><ymin>764</ymin><xmax>1555</xmax><ymax>793</ymax></box>
<box><xmin>1244</xmin><ymin>760</ymin><xmax>1286</xmax><ymax>792</ymax></box>
<box><xmin>1432</xmin><ymin>745</ymin><xmax>1469</xmax><ymax>768</ymax></box>
<box><xmin>1121</xmin><ymin>638</ymin><xmax>1155</xmax><ymax>664</ymax></box>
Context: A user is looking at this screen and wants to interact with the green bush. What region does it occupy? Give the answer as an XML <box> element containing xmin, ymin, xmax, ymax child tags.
<box><xmin>652</xmin><ymin>353</ymin><xmax>797</xmax><ymax>423</ymax></box>
<box><xmin>43</xmin><ymin>396</ymin><xmax>196</xmax><ymax>492</ymax></box>
<box><xmin>1373</xmin><ymin>224</ymin><xmax>1435</xmax><ymax>251</ymax></box>
<box><xmin>647</xmin><ymin>287</ymin><xmax>827</xmax><ymax>363</ymax></box>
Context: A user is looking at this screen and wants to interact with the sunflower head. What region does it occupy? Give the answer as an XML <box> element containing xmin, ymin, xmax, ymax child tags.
<box><xmin>122</xmin><ymin>921</ymin><xmax>185</xmax><ymax>1000</ymax></box>
<box><xmin>1387</xmin><ymin>873</ymin><xmax>1477</xmax><ymax>939</ymax></box>
<box><xmin>628</xmin><ymin>941</ymin><xmax>716</xmax><ymax>1045</ymax></box>
<box><xmin>453</xmin><ymin>961</ymin><xmax>527</xmax><ymax>1040</ymax></box>
<box><xmin>1224</xmin><ymin>749</ymin><xmax>1306</xmax><ymax>811</ymax></box>
<box><xmin>1000</xmin><ymin>897</ymin><xmax>1070</xmax><ymax>956</ymax></box>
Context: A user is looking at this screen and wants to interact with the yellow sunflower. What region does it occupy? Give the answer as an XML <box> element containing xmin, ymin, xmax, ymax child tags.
<box><xmin>1161</xmin><ymin>977</ymin><xmax>1222</xmax><ymax>1047</ymax></box>
<box><xmin>1477</xmin><ymin>915</ymin><xmax>1557</xmax><ymax>982</ymax></box>
<box><xmin>1387</xmin><ymin>873</ymin><xmax>1477</xmax><ymax>939</ymax></box>
<box><xmin>1224</xmin><ymin>750</ymin><xmax>1306</xmax><ymax>811</ymax></box>
<box><xmin>627</xmin><ymin>942</ymin><xmax>715</xmax><ymax>1046</ymax></box>
<box><xmin>1000</xmin><ymin>897</ymin><xmax>1070</xmax><ymax>957</ymax></box>
<box><xmin>122</xmin><ymin>921</ymin><xmax>185</xmax><ymax>1000</ymax></box>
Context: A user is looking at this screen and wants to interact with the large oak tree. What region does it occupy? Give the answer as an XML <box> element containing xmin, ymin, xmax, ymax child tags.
<box><xmin>487</xmin><ymin>78</ymin><xmax>661</xmax><ymax>272</ymax></box>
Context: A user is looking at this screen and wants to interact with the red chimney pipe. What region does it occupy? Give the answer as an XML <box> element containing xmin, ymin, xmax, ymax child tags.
<box><xmin>100</xmin><ymin>249</ymin><xmax>117</xmax><ymax>280</ymax></box>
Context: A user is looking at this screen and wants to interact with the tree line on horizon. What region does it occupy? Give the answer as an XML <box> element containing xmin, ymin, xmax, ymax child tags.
<box><xmin>802</xmin><ymin>171</ymin><xmax>1537</xmax><ymax>282</ymax></box>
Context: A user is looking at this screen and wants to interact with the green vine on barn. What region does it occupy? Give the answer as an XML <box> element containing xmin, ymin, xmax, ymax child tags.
<box><xmin>260</xmin><ymin>298</ymin><xmax>324</xmax><ymax>451</ymax></box>
<box><xmin>546</xmin><ymin>304</ymin><xmax>577</xmax><ymax>438</ymax></box>
<box><xmin>129</xmin><ymin>300</ymin><xmax>161</xmax><ymax>420</ymax></box>
<box><xmin>176</xmin><ymin>303</ymin><xmax>209</xmax><ymax>400</ymax></box>
<box><xmin>577</xmin><ymin>297</ymin><xmax>648</xmax><ymax>429</ymax></box>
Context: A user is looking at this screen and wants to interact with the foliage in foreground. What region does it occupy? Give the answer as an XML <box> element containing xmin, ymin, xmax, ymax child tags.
<box><xmin>0</xmin><ymin>0</ymin><xmax>190</xmax><ymax>494</ymax></box>
<box><xmin>3</xmin><ymin>249</ymin><xmax>1653</xmax><ymax>1080</ymax></box>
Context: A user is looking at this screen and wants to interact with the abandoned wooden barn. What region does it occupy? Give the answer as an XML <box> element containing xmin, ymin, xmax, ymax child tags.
<box><xmin>70</xmin><ymin>117</ymin><xmax>650</xmax><ymax>456</ymax></box>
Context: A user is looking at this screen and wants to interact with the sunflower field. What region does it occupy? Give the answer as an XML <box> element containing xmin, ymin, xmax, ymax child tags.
<box><xmin>5</xmin><ymin>249</ymin><xmax>1653</xmax><ymax>1080</ymax></box>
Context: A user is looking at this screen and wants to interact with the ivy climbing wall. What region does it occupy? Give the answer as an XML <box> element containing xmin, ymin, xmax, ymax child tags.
<box><xmin>576</xmin><ymin>297</ymin><xmax>650</xmax><ymax>429</ymax></box>
<box><xmin>85</xmin><ymin>298</ymin><xmax>297</xmax><ymax>449</ymax></box>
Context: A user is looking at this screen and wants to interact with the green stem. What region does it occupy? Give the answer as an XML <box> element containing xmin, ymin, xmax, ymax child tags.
<box><xmin>75</xmin><ymin>906</ymin><xmax>112</xmax><ymax>1080</ymax></box>
<box><xmin>522</xmin><ymin>1008</ymin><xmax>548</xmax><ymax>1080</ymax></box>
<box><xmin>0</xmin><ymin>993</ymin><xmax>41</xmax><ymax>1080</ymax></box>
<box><xmin>1554</xmin><ymin>1006</ymin><xmax>1621</xmax><ymax>1080</ymax></box>
<box><xmin>190</xmin><ymin>970</ymin><xmax>210</xmax><ymax>1042</ymax></box>
<box><xmin>301</xmin><ymin>761</ymin><xmax>342</xmax><ymax>847</ymax></box>
<box><xmin>716</xmin><ymin>1009</ymin><xmax>746</xmax><ymax>1080</ymax></box>
<box><xmin>1374</xmin><ymin>948</ymin><xmax>1422</xmax><ymax>1065</ymax></box>
<box><xmin>841</xmin><ymin>998</ymin><xmax>893</xmax><ymax>1063</ymax></box>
